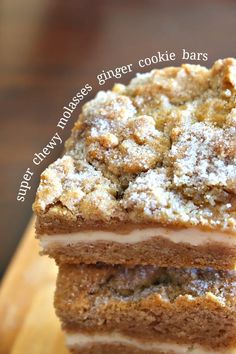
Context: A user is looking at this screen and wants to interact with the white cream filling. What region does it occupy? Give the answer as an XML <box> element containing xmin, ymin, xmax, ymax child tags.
<box><xmin>40</xmin><ymin>227</ymin><xmax>236</xmax><ymax>248</ymax></box>
<box><xmin>66</xmin><ymin>332</ymin><xmax>234</xmax><ymax>354</ymax></box>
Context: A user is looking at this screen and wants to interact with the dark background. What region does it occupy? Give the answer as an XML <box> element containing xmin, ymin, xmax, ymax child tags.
<box><xmin>0</xmin><ymin>0</ymin><xmax>236</xmax><ymax>278</ymax></box>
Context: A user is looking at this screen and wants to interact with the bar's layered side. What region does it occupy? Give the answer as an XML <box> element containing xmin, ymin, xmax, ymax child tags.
<box><xmin>55</xmin><ymin>264</ymin><xmax>236</xmax><ymax>354</ymax></box>
<box><xmin>33</xmin><ymin>58</ymin><xmax>236</xmax><ymax>269</ymax></box>
<box><xmin>39</xmin><ymin>223</ymin><xmax>236</xmax><ymax>269</ymax></box>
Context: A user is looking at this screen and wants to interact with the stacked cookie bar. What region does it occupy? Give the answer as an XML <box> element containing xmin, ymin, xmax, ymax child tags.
<box><xmin>33</xmin><ymin>58</ymin><xmax>236</xmax><ymax>354</ymax></box>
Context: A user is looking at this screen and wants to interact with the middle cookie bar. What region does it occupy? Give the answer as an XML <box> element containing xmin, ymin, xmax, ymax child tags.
<box><xmin>55</xmin><ymin>264</ymin><xmax>236</xmax><ymax>354</ymax></box>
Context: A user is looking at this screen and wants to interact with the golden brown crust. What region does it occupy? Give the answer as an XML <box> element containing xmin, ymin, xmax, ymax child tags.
<box><xmin>55</xmin><ymin>264</ymin><xmax>236</xmax><ymax>350</ymax></box>
<box><xmin>33</xmin><ymin>58</ymin><xmax>236</xmax><ymax>233</ymax></box>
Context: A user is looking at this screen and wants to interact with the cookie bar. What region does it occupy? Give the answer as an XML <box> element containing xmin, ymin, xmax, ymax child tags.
<box><xmin>33</xmin><ymin>58</ymin><xmax>236</xmax><ymax>269</ymax></box>
<box><xmin>55</xmin><ymin>264</ymin><xmax>236</xmax><ymax>354</ymax></box>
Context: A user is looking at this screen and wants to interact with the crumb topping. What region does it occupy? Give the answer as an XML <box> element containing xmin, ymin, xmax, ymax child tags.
<box><xmin>106</xmin><ymin>266</ymin><xmax>236</xmax><ymax>304</ymax></box>
<box><xmin>33</xmin><ymin>59</ymin><xmax>236</xmax><ymax>232</ymax></box>
<box><xmin>59</xmin><ymin>264</ymin><xmax>236</xmax><ymax>305</ymax></box>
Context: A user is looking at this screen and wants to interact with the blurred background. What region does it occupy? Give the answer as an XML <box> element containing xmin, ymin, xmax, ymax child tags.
<box><xmin>0</xmin><ymin>0</ymin><xmax>236</xmax><ymax>278</ymax></box>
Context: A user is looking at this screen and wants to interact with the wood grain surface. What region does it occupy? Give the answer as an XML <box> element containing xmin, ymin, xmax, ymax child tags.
<box><xmin>0</xmin><ymin>218</ymin><xmax>68</xmax><ymax>354</ymax></box>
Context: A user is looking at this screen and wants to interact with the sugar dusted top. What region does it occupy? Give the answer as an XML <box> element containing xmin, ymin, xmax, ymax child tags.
<box><xmin>33</xmin><ymin>59</ymin><xmax>236</xmax><ymax>232</ymax></box>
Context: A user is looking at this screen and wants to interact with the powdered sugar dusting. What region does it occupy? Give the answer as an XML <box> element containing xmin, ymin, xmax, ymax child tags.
<box><xmin>34</xmin><ymin>58</ymin><xmax>236</xmax><ymax>232</ymax></box>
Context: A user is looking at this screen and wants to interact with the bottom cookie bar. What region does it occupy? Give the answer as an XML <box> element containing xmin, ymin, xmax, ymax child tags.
<box><xmin>55</xmin><ymin>264</ymin><xmax>236</xmax><ymax>354</ymax></box>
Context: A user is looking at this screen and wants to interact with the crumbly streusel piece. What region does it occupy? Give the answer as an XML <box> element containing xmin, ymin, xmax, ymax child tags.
<box><xmin>33</xmin><ymin>58</ymin><xmax>236</xmax><ymax>269</ymax></box>
<box><xmin>55</xmin><ymin>264</ymin><xmax>236</xmax><ymax>353</ymax></box>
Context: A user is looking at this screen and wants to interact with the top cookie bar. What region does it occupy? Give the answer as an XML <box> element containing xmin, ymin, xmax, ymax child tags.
<box><xmin>33</xmin><ymin>58</ymin><xmax>236</xmax><ymax>269</ymax></box>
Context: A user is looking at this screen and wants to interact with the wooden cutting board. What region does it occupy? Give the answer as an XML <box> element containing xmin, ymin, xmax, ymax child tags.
<box><xmin>0</xmin><ymin>217</ymin><xmax>69</xmax><ymax>354</ymax></box>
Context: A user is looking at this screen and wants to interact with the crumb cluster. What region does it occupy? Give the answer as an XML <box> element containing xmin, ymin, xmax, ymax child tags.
<box><xmin>33</xmin><ymin>59</ymin><xmax>236</xmax><ymax>232</ymax></box>
<box><xmin>57</xmin><ymin>264</ymin><xmax>236</xmax><ymax>305</ymax></box>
